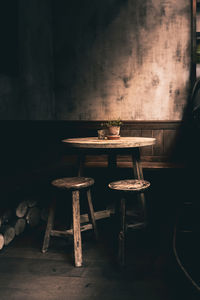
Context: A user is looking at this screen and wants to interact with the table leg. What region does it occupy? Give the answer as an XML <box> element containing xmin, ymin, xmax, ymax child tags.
<box><xmin>108</xmin><ymin>152</ymin><xmax>117</xmax><ymax>169</ymax></box>
<box><xmin>131</xmin><ymin>148</ymin><xmax>144</xmax><ymax>180</ymax></box>
<box><xmin>77</xmin><ymin>153</ymin><xmax>85</xmax><ymax>176</ymax></box>
<box><xmin>131</xmin><ymin>148</ymin><xmax>146</xmax><ymax>221</ymax></box>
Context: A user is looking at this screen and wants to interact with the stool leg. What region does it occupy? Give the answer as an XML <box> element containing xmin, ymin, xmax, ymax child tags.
<box><xmin>87</xmin><ymin>189</ymin><xmax>98</xmax><ymax>240</ymax></box>
<box><xmin>132</xmin><ymin>149</ymin><xmax>147</xmax><ymax>222</ymax></box>
<box><xmin>118</xmin><ymin>197</ymin><xmax>126</xmax><ymax>266</ymax></box>
<box><xmin>42</xmin><ymin>199</ymin><xmax>55</xmax><ymax>253</ymax></box>
<box><xmin>72</xmin><ymin>190</ymin><xmax>82</xmax><ymax>267</ymax></box>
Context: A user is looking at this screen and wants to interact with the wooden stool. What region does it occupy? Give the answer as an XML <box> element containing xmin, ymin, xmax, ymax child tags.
<box><xmin>42</xmin><ymin>177</ymin><xmax>98</xmax><ymax>267</ymax></box>
<box><xmin>108</xmin><ymin>179</ymin><xmax>150</xmax><ymax>266</ymax></box>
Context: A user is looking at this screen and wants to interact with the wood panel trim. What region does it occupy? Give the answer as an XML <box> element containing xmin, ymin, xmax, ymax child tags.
<box><xmin>0</xmin><ymin>120</ymin><xmax>182</xmax><ymax>131</ymax></box>
<box><xmin>59</xmin><ymin>120</ymin><xmax>182</xmax><ymax>130</ymax></box>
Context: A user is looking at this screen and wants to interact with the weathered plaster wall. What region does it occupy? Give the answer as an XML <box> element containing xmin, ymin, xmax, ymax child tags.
<box><xmin>54</xmin><ymin>0</ymin><xmax>191</xmax><ymax>120</ymax></box>
<box><xmin>0</xmin><ymin>0</ymin><xmax>191</xmax><ymax>120</ymax></box>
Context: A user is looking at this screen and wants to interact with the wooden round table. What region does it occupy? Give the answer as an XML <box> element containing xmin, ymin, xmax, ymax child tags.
<box><xmin>62</xmin><ymin>137</ymin><xmax>155</xmax><ymax>149</ymax></box>
<box><xmin>62</xmin><ymin>137</ymin><xmax>156</xmax><ymax>223</ymax></box>
<box><xmin>62</xmin><ymin>137</ymin><xmax>156</xmax><ymax>177</ymax></box>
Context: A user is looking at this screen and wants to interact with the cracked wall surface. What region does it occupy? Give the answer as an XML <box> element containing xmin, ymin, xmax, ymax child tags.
<box><xmin>54</xmin><ymin>0</ymin><xmax>191</xmax><ymax>121</ymax></box>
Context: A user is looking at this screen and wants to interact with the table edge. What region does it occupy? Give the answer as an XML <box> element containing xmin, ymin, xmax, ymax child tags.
<box><xmin>62</xmin><ymin>137</ymin><xmax>156</xmax><ymax>148</ymax></box>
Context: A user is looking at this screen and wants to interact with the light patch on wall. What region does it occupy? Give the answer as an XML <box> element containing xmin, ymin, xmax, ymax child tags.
<box><xmin>55</xmin><ymin>0</ymin><xmax>191</xmax><ymax>121</ymax></box>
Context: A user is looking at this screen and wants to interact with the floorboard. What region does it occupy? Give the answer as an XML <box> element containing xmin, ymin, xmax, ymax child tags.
<box><xmin>0</xmin><ymin>219</ymin><xmax>199</xmax><ymax>300</ymax></box>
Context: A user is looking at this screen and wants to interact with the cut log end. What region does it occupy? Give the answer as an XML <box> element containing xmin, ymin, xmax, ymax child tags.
<box><xmin>1</xmin><ymin>225</ymin><xmax>15</xmax><ymax>246</ymax></box>
<box><xmin>16</xmin><ymin>201</ymin><xmax>28</xmax><ymax>218</ymax></box>
<box><xmin>15</xmin><ymin>218</ymin><xmax>26</xmax><ymax>236</ymax></box>
<box><xmin>26</xmin><ymin>207</ymin><xmax>40</xmax><ymax>227</ymax></box>
<box><xmin>0</xmin><ymin>234</ymin><xmax>4</xmax><ymax>250</ymax></box>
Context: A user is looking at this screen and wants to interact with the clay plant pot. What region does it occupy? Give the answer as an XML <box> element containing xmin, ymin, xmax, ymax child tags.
<box><xmin>107</xmin><ymin>126</ymin><xmax>120</xmax><ymax>136</ymax></box>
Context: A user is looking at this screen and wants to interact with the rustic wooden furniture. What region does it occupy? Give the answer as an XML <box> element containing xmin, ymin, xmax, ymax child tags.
<box><xmin>62</xmin><ymin>137</ymin><xmax>156</xmax><ymax>220</ymax></box>
<box><xmin>59</xmin><ymin>120</ymin><xmax>183</xmax><ymax>169</ymax></box>
<box><xmin>62</xmin><ymin>137</ymin><xmax>155</xmax><ymax>174</ymax></box>
<box><xmin>42</xmin><ymin>177</ymin><xmax>98</xmax><ymax>267</ymax></box>
<box><xmin>108</xmin><ymin>179</ymin><xmax>151</xmax><ymax>266</ymax></box>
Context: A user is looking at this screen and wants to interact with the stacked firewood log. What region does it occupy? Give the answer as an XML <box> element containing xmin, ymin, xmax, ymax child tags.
<box><xmin>0</xmin><ymin>195</ymin><xmax>43</xmax><ymax>250</ymax></box>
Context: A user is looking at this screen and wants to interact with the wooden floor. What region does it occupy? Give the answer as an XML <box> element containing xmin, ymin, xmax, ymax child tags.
<box><xmin>0</xmin><ymin>218</ymin><xmax>199</xmax><ymax>300</ymax></box>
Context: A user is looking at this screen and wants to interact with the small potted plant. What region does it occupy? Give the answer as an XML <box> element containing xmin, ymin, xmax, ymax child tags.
<box><xmin>105</xmin><ymin>118</ymin><xmax>123</xmax><ymax>139</ymax></box>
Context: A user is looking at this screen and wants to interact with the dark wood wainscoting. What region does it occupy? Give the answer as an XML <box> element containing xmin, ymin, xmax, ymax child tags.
<box><xmin>0</xmin><ymin>120</ymin><xmax>190</xmax><ymax>176</ymax></box>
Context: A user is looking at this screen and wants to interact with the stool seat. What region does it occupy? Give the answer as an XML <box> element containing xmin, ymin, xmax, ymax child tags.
<box><xmin>108</xmin><ymin>179</ymin><xmax>150</xmax><ymax>192</ymax></box>
<box><xmin>52</xmin><ymin>177</ymin><xmax>94</xmax><ymax>190</ymax></box>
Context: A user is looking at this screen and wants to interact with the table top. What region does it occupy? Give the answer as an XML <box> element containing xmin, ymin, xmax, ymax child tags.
<box><xmin>62</xmin><ymin>137</ymin><xmax>156</xmax><ymax>149</ymax></box>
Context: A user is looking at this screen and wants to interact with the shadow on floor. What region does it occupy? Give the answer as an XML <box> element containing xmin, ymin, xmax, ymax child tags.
<box><xmin>0</xmin><ymin>215</ymin><xmax>199</xmax><ymax>300</ymax></box>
